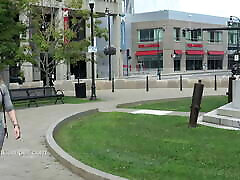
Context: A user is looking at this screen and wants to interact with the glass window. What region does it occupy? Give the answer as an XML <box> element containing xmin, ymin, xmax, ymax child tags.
<box><xmin>186</xmin><ymin>55</ymin><xmax>203</xmax><ymax>70</ymax></box>
<box><xmin>138</xmin><ymin>29</ymin><xmax>154</xmax><ymax>42</ymax></box>
<box><xmin>186</xmin><ymin>30</ymin><xmax>202</xmax><ymax>41</ymax></box>
<box><xmin>228</xmin><ymin>31</ymin><xmax>238</xmax><ymax>45</ymax></box>
<box><xmin>208</xmin><ymin>31</ymin><xmax>223</xmax><ymax>43</ymax></box>
<box><xmin>138</xmin><ymin>54</ymin><xmax>163</xmax><ymax>69</ymax></box>
<box><xmin>137</xmin><ymin>28</ymin><xmax>163</xmax><ymax>42</ymax></box>
<box><xmin>174</xmin><ymin>28</ymin><xmax>181</xmax><ymax>41</ymax></box>
<box><xmin>154</xmin><ymin>29</ymin><xmax>164</xmax><ymax>41</ymax></box>
<box><xmin>210</xmin><ymin>32</ymin><xmax>215</xmax><ymax>42</ymax></box>
<box><xmin>207</xmin><ymin>55</ymin><xmax>223</xmax><ymax>70</ymax></box>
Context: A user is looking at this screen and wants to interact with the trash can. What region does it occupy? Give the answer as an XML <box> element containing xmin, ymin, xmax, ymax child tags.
<box><xmin>75</xmin><ymin>83</ymin><xmax>86</xmax><ymax>98</ymax></box>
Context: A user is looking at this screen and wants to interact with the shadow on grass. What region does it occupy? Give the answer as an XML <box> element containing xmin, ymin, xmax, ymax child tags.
<box><xmin>117</xmin><ymin>95</ymin><xmax>228</xmax><ymax>112</ymax></box>
<box><xmin>13</xmin><ymin>96</ymin><xmax>100</xmax><ymax>109</ymax></box>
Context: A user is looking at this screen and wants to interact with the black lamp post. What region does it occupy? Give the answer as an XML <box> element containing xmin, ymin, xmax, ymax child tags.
<box><xmin>89</xmin><ymin>0</ymin><xmax>96</xmax><ymax>100</ymax></box>
<box><xmin>105</xmin><ymin>8</ymin><xmax>112</xmax><ymax>81</ymax></box>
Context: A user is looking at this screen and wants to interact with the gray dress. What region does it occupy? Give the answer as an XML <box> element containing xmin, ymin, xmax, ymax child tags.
<box><xmin>0</xmin><ymin>84</ymin><xmax>14</xmax><ymax>151</ymax></box>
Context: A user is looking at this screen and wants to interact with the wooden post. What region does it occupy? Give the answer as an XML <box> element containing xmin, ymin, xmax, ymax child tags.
<box><xmin>189</xmin><ymin>80</ymin><xmax>204</xmax><ymax>128</ymax></box>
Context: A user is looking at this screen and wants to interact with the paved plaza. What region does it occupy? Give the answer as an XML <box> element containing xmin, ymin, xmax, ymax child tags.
<box><xmin>0</xmin><ymin>88</ymin><xmax>227</xmax><ymax>180</ymax></box>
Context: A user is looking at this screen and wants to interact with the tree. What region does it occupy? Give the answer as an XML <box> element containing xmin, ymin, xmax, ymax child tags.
<box><xmin>21</xmin><ymin>0</ymin><xmax>107</xmax><ymax>86</ymax></box>
<box><xmin>0</xmin><ymin>0</ymin><xmax>26</xmax><ymax>70</ymax></box>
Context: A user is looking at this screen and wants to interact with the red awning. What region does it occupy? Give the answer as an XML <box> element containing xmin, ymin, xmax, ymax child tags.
<box><xmin>187</xmin><ymin>43</ymin><xmax>203</xmax><ymax>48</ymax></box>
<box><xmin>135</xmin><ymin>50</ymin><xmax>163</xmax><ymax>56</ymax></box>
<box><xmin>174</xmin><ymin>50</ymin><xmax>183</xmax><ymax>54</ymax></box>
<box><xmin>186</xmin><ymin>50</ymin><xmax>205</xmax><ymax>55</ymax></box>
<box><xmin>138</xmin><ymin>43</ymin><xmax>160</xmax><ymax>48</ymax></box>
<box><xmin>208</xmin><ymin>51</ymin><xmax>224</xmax><ymax>55</ymax></box>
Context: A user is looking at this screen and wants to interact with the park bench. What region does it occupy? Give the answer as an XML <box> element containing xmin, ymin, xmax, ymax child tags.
<box><xmin>9</xmin><ymin>87</ymin><xmax>64</xmax><ymax>107</ymax></box>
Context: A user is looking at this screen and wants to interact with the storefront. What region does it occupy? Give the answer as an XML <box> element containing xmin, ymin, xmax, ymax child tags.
<box><xmin>135</xmin><ymin>50</ymin><xmax>163</xmax><ymax>70</ymax></box>
<box><xmin>207</xmin><ymin>51</ymin><xmax>224</xmax><ymax>70</ymax></box>
<box><xmin>186</xmin><ymin>50</ymin><xmax>204</xmax><ymax>70</ymax></box>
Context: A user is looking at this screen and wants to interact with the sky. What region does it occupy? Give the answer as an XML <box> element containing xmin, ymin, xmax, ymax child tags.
<box><xmin>134</xmin><ymin>0</ymin><xmax>240</xmax><ymax>18</ymax></box>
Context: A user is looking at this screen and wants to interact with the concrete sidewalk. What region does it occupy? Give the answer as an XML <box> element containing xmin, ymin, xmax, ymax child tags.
<box><xmin>0</xmin><ymin>88</ymin><xmax>227</xmax><ymax>180</ymax></box>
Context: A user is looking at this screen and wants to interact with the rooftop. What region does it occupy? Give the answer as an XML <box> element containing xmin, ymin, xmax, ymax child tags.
<box><xmin>126</xmin><ymin>10</ymin><xmax>228</xmax><ymax>25</ymax></box>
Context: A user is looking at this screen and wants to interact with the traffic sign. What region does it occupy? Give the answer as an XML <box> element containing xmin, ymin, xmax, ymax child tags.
<box><xmin>234</xmin><ymin>54</ymin><xmax>239</xmax><ymax>61</ymax></box>
<box><xmin>88</xmin><ymin>46</ymin><xmax>97</xmax><ymax>53</ymax></box>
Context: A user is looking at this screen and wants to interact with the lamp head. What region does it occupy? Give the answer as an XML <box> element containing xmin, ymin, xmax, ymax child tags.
<box><xmin>105</xmin><ymin>8</ymin><xmax>109</xmax><ymax>15</ymax></box>
<box><xmin>89</xmin><ymin>0</ymin><xmax>95</xmax><ymax>9</ymax></box>
<box><xmin>227</xmin><ymin>21</ymin><xmax>233</xmax><ymax>26</ymax></box>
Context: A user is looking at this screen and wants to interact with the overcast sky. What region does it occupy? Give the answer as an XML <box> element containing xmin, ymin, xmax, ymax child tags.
<box><xmin>134</xmin><ymin>0</ymin><xmax>240</xmax><ymax>18</ymax></box>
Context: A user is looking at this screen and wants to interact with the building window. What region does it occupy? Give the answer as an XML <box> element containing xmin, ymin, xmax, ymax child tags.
<box><xmin>138</xmin><ymin>28</ymin><xmax>163</xmax><ymax>42</ymax></box>
<box><xmin>228</xmin><ymin>54</ymin><xmax>235</xmax><ymax>69</ymax></box>
<box><xmin>138</xmin><ymin>54</ymin><xmax>163</xmax><ymax>69</ymax></box>
<box><xmin>208</xmin><ymin>31</ymin><xmax>223</xmax><ymax>43</ymax></box>
<box><xmin>186</xmin><ymin>30</ymin><xmax>202</xmax><ymax>41</ymax></box>
<box><xmin>186</xmin><ymin>55</ymin><xmax>203</xmax><ymax>70</ymax></box>
<box><xmin>174</xmin><ymin>28</ymin><xmax>181</xmax><ymax>41</ymax></box>
<box><xmin>228</xmin><ymin>31</ymin><xmax>238</xmax><ymax>45</ymax></box>
<box><xmin>138</xmin><ymin>29</ymin><xmax>154</xmax><ymax>42</ymax></box>
<box><xmin>174</xmin><ymin>54</ymin><xmax>181</xmax><ymax>71</ymax></box>
<box><xmin>207</xmin><ymin>55</ymin><xmax>223</xmax><ymax>70</ymax></box>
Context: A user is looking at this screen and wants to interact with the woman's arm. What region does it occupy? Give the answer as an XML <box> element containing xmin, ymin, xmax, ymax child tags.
<box><xmin>1</xmin><ymin>84</ymin><xmax>21</xmax><ymax>139</ymax></box>
<box><xmin>7</xmin><ymin>109</ymin><xmax>21</xmax><ymax>140</ymax></box>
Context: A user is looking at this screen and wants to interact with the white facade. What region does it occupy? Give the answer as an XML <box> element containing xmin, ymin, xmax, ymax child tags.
<box><xmin>20</xmin><ymin>0</ymin><xmax>123</xmax><ymax>82</ymax></box>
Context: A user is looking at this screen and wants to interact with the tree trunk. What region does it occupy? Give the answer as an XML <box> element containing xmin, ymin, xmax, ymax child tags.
<box><xmin>45</xmin><ymin>53</ymin><xmax>50</xmax><ymax>87</ymax></box>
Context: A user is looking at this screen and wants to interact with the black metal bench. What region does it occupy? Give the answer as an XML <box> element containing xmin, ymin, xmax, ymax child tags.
<box><xmin>9</xmin><ymin>87</ymin><xmax>64</xmax><ymax>107</ymax></box>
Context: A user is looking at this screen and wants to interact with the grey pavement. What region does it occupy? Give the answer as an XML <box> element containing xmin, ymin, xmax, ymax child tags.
<box><xmin>0</xmin><ymin>88</ymin><xmax>227</xmax><ymax>180</ymax></box>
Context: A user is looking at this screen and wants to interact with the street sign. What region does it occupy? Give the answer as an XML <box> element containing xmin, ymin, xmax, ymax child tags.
<box><xmin>234</xmin><ymin>54</ymin><xmax>239</xmax><ymax>61</ymax></box>
<box><xmin>88</xmin><ymin>46</ymin><xmax>97</xmax><ymax>53</ymax></box>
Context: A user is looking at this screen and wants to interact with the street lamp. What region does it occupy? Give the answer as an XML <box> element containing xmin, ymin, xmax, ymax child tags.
<box><xmin>89</xmin><ymin>0</ymin><xmax>96</xmax><ymax>100</ymax></box>
<box><xmin>105</xmin><ymin>8</ymin><xmax>112</xmax><ymax>81</ymax></box>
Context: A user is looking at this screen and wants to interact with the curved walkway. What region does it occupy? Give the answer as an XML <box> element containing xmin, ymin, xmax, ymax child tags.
<box><xmin>0</xmin><ymin>88</ymin><xmax>227</xmax><ymax>180</ymax></box>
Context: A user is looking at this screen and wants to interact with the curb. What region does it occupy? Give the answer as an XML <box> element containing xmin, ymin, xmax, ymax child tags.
<box><xmin>45</xmin><ymin>109</ymin><xmax>128</xmax><ymax>180</ymax></box>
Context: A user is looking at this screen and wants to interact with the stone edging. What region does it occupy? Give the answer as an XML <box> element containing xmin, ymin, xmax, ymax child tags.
<box><xmin>45</xmin><ymin>109</ymin><xmax>128</xmax><ymax>180</ymax></box>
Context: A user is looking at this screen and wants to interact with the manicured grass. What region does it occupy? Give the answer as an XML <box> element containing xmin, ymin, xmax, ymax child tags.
<box><xmin>13</xmin><ymin>96</ymin><xmax>97</xmax><ymax>108</ymax></box>
<box><xmin>120</xmin><ymin>96</ymin><xmax>228</xmax><ymax>112</ymax></box>
<box><xmin>55</xmin><ymin>112</ymin><xmax>240</xmax><ymax>180</ymax></box>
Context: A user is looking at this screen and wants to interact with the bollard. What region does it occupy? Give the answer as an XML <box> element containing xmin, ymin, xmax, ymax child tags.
<box><xmin>112</xmin><ymin>76</ymin><xmax>114</xmax><ymax>93</ymax></box>
<box><xmin>227</xmin><ymin>76</ymin><xmax>236</xmax><ymax>103</ymax></box>
<box><xmin>146</xmin><ymin>75</ymin><xmax>149</xmax><ymax>92</ymax></box>
<box><xmin>189</xmin><ymin>80</ymin><xmax>204</xmax><ymax>128</ymax></box>
<box><xmin>158</xmin><ymin>69</ymin><xmax>161</xmax><ymax>80</ymax></box>
<box><xmin>214</xmin><ymin>75</ymin><xmax>217</xmax><ymax>91</ymax></box>
<box><xmin>180</xmin><ymin>75</ymin><xmax>183</xmax><ymax>91</ymax></box>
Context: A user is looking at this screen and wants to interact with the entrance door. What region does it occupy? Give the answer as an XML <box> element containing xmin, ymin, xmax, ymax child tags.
<box><xmin>70</xmin><ymin>61</ymin><xmax>87</xmax><ymax>79</ymax></box>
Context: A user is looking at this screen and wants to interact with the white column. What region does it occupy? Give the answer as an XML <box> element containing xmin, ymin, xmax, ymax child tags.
<box><xmin>21</xmin><ymin>62</ymin><xmax>33</xmax><ymax>82</ymax></box>
<box><xmin>232</xmin><ymin>80</ymin><xmax>240</xmax><ymax>109</ymax></box>
<box><xmin>20</xmin><ymin>12</ymin><xmax>34</xmax><ymax>82</ymax></box>
<box><xmin>55</xmin><ymin>6</ymin><xmax>68</xmax><ymax>80</ymax></box>
<box><xmin>112</xmin><ymin>15</ymin><xmax>123</xmax><ymax>78</ymax></box>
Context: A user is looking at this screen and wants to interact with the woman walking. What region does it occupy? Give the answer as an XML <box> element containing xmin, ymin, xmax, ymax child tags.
<box><xmin>0</xmin><ymin>77</ymin><xmax>21</xmax><ymax>153</ymax></box>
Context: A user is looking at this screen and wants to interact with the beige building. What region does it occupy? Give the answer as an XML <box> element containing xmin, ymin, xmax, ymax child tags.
<box><xmin>126</xmin><ymin>10</ymin><xmax>231</xmax><ymax>75</ymax></box>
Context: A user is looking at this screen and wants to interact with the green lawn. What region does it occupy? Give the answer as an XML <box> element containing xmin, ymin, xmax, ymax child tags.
<box><xmin>119</xmin><ymin>96</ymin><xmax>228</xmax><ymax>112</ymax></box>
<box><xmin>13</xmin><ymin>96</ymin><xmax>98</xmax><ymax>108</ymax></box>
<box><xmin>55</xmin><ymin>112</ymin><xmax>240</xmax><ymax>180</ymax></box>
